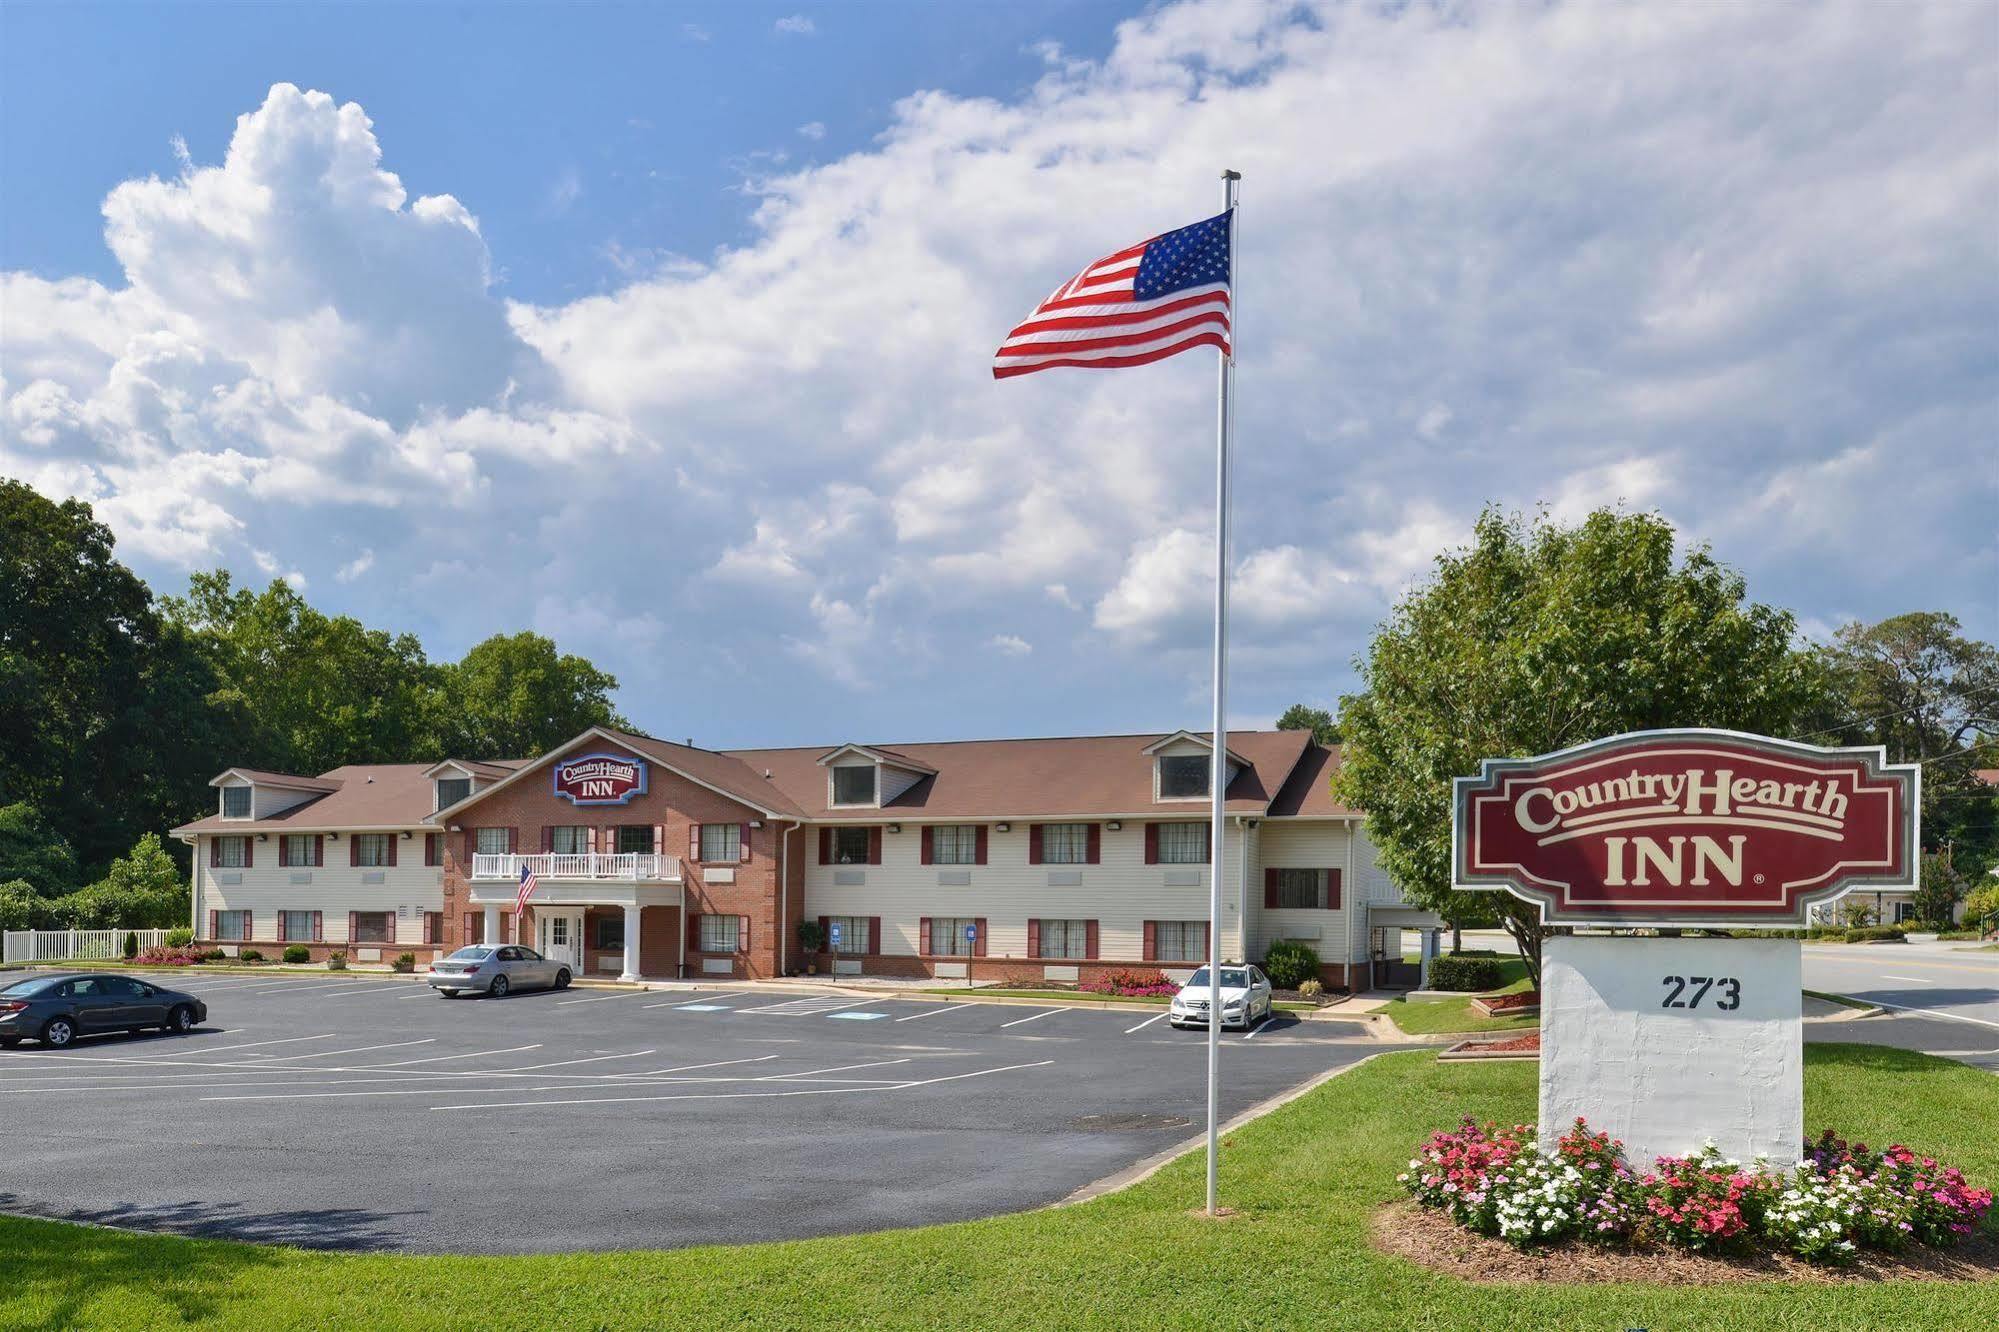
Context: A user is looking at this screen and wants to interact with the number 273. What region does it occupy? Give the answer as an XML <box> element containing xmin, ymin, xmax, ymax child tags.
<box><xmin>1660</xmin><ymin>976</ymin><xmax>1740</xmax><ymax>1010</ymax></box>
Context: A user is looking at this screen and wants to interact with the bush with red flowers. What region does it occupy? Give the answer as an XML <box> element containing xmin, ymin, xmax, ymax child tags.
<box><xmin>1080</xmin><ymin>968</ymin><xmax>1177</xmax><ymax>997</ymax></box>
<box><xmin>134</xmin><ymin>944</ymin><xmax>208</xmax><ymax>966</ymax></box>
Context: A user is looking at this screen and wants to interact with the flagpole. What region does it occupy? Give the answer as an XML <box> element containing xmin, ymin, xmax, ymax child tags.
<box><xmin>1206</xmin><ymin>167</ymin><xmax>1240</xmax><ymax>1218</ymax></box>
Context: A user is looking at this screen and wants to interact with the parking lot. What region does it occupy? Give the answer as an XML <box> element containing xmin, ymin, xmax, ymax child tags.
<box><xmin>0</xmin><ymin>973</ymin><xmax>1396</xmax><ymax>1254</ymax></box>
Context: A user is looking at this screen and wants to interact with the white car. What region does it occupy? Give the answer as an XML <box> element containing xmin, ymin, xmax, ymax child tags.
<box><xmin>1169</xmin><ymin>964</ymin><xmax>1273</xmax><ymax>1030</ymax></box>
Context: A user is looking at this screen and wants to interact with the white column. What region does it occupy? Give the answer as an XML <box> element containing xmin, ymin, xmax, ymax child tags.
<box><xmin>482</xmin><ymin>905</ymin><xmax>500</xmax><ymax>948</ymax></box>
<box><xmin>620</xmin><ymin>905</ymin><xmax>642</xmax><ymax>982</ymax></box>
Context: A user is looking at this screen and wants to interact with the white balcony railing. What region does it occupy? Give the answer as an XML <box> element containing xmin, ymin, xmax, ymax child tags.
<box><xmin>471</xmin><ymin>853</ymin><xmax>681</xmax><ymax>883</ymax></box>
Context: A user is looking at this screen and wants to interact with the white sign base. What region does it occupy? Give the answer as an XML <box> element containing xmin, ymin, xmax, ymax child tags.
<box><xmin>1540</xmin><ymin>935</ymin><xmax>1801</xmax><ymax>1170</ymax></box>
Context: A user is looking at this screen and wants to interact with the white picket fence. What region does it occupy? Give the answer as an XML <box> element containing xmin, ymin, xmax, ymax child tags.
<box><xmin>2</xmin><ymin>928</ymin><xmax>173</xmax><ymax>964</ymax></box>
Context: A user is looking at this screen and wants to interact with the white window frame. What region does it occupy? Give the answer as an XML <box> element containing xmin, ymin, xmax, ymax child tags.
<box><xmin>931</xmin><ymin>825</ymin><xmax>979</xmax><ymax>865</ymax></box>
<box><xmin>830</xmin><ymin>764</ymin><xmax>877</xmax><ymax>807</ymax></box>
<box><xmin>1154</xmin><ymin>920</ymin><xmax>1205</xmax><ymax>962</ymax></box>
<box><xmin>1156</xmin><ymin>754</ymin><xmax>1210</xmax><ymax>801</ymax></box>
<box><xmin>1040</xmin><ymin>823</ymin><xmax>1090</xmax><ymax>865</ymax></box>
<box><xmin>699</xmin><ymin>823</ymin><xmax>741</xmax><ymax>863</ymax></box>
<box><xmin>221</xmin><ymin>785</ymin><xmax>253</xmax><ymax>819</ymax></box>
<box><xmin>435</xmin><ymin>777</ymin><xmax>472</xmax><ymax>811</ymax></box>
<box><xmin>700</xmin><ymin>914</ymin><xmax>739</xmax><ymax>952</ymax></box>
<box><xmin>826</xmin><ymin>915</ymin><xmax>872</xmax><ymax>955</ymax></box>
<box><xmin>1156</xmin><ymin>822</ymin><xmax>1207</xmax><ymax>864</ymax></box>
<box><xmin>1038</xmin><ymin>919</ymin><xmax>1090</xmax><ymax>960</ymax></box>
<box><xmin>929</xmin><ymin>917</ymin><xmax>977</xmax><ymax>957</ymax></box>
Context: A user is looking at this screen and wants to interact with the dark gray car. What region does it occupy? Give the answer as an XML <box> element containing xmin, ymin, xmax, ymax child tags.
<box><xmin>0</xmin><ymin>973</ymin><xmax>207</xmax><ymax>1049</ymax></box>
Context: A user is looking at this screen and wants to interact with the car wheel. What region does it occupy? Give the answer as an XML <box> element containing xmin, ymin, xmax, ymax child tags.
<box><xmin>40</xmin><ymin>1016</ymin><xmax>76</xmax><ymax>1049</ymax></box>
<box><xmin>554</xmin><ymin>968</ymin><xmax>571</xmax><ymax>990</ymax></box>
<box><xmin>439</xmin><ymin>989</ymin><xmax>459</xmax><ymax>999</ymax></box>
<box><xmin>488</xmin><ymin>974</ymin><xmax>510</xmax><ymax>998</ymax></box>
<box><xmin>167</xmin><ymin>1005</ymin><xmax>196</xmax><ymax>1033</ymax></box>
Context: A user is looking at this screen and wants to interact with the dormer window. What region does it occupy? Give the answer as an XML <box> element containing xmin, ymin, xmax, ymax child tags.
<box><xmin>1158</xmin><ymin>755</ymin><xmax>1210</xmax><ymax>799</ymax></box>
<box><xmin>222</xmin><ymin>786</ymin><xmax>252</xmax><ymax>819</ymax></box>
<box><xmin>436</xmin><ymin>777</ymin><xmax>472</xmax><ymax>810</ymax></box>
<box><xmin>832</xmin><ymin>765</ymin><xmax>877</xmax><ymax>806</ymax></box>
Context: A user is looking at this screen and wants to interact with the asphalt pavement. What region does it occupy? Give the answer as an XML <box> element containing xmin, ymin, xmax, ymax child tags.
<box><xmin>1802</xmin><ymin>939</ymin><xmax>1999</xmax><ymax>1072</ymax></box>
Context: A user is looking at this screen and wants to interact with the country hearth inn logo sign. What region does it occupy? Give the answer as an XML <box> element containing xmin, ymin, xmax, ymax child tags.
<box><xmin>1452</xmin><ymin>729</ymin><xmax>1919</xmax><ymax>928</ymax></box>
<box><xmin>552</xmin><ymin>753</ymin><xmax>648</xmax><ymax>807</ymax></box>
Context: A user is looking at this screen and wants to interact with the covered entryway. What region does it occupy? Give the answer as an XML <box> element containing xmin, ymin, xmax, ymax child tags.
<box><xmin>537</xmin><ymin>910</ymin><xmax>584</xmax><ymax>970</ymax></box>
<box><xmin>1367</xmin><ymin>904</ymin><xmax>1446</xmax><ymax>990</ymax></box>
<box><xmin>468</xmin><ymin>853</ymin><xmax>683</xmax><ymax>981</ymax></box>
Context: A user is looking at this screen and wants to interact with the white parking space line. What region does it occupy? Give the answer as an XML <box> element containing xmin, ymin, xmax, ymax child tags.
<box><xmin>553</xmin><ymin>991</ymin><xmax>650</xmax><ymax>1006</ymax></box>
<box><xmin>1855</xmin><ymin>998</ymin><xmax>1999</xmax><ymax>1030</ymax></box>
<box><xmin>315</xmin><ymin>984</ymin><xmax>430</xmax><ymax>1000</ymax></box>
<box><xmin>255</xmin><ymin>1038</ymin><xmax>436</xmax><ymax>1061</ymax></box>
<box><xmin>898</xmin><ymin>1059</ymin><xmax>1056</xmax><ymax>1088</ymax></box>
<box><xmin>758</xmin><ymin>1058</ymin><xmax>911</xmax><ymax>1081</ymax></box>
<box><xmin>127</xmin><ymin>1033</ymin><xmax>336</xmax><ymax>1059</ymax></box>
<box><xmin>610</xmin><ymin>1054</ymin><xmax>781</xmax><ymax>1078</ymax></box>
<box><xmin>1125</xmin><ymin>1012</ymin><xmax>1168</xmax><ymax>1034</ymax></box>
<box><xmin>641</xmin><ymin>998</ymin><xmax>730</xmax><ymax>1010</ymax></box>
<box><xmin>999</xmin><ymin>1009</ymin><xmax>1058</xmax><ymax>1028</ymax></box>
<box><xmin>892</xmin><ymin>1005</ymin><xmax>963</xmax><ymax>1022</ymax></box>
<box><xmin>368</xmin><ymin>1043</ymin><xmax>542</xmax><ymax>1067</ymax></box>
<box><xmin>505</xmin><ymin>1048</ymin><xmax>656</xmax><ymax>1072</ymax></box>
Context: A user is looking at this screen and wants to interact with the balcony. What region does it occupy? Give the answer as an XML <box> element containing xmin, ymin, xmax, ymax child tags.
<box><xmin>471</xmin><ymin>853</ymin><xmax>681</xmax><ymax>883</ymax></box>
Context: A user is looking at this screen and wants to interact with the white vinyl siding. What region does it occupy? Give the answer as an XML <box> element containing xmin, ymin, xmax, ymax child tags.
<box><xmin>1157</xmin><ymin>821</ymin><xmax>1207</xmax><ymax>863</ymax></box>
<box><xmin>699</xmin><ymin>914</ymin><xmax>739</xmax><ymax>952</ymax></box>
<box><xmin>195</xmin><ymin>830</ymin><xmax>445</xmax><ymax>949</ymax></box>
<box><xmin>1040</xmin><ymin>823</ymin><xmax>1090</xmax><ymax>864</ymax></box>
<box><xmin>931</xmin><ymin>825</ymin><xmax>978</xmax><ymax>865</ymax></box>
<box><xmin>699</xmin><ymin>823</ymin><xmax>741</xmax><ymax>862</ymax></box>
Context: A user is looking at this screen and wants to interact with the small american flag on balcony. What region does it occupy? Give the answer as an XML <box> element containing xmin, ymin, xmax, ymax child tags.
<box><xmin>515</xmin><ymin>861</ymin><xmax>537</xmax><ymax>927</ymax></box>
<box><xmin>993</xmin><ymin>209</ymin><xmax>1231</xmax><ymax>378</ymax></box>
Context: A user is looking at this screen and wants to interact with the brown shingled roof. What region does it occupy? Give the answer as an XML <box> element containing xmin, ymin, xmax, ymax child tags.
<box><xmin>174</xmin><ymin>764</ymin><xmax>441</xmax><ymax>833</ymax></box>
<box><xmin>212</xmin><ymin>768</ymin><xmax>340</xmax><ymax>793</ymax></box>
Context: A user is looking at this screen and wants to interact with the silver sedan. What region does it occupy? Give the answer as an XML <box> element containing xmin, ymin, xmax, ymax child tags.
<box><xmin>427</xmin><ymin>945</ymin><xmax>572</xmax><ymax>998</ymax></box>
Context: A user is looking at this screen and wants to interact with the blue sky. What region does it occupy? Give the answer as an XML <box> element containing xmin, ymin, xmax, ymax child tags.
<box><xmin>3</xmin><ymin>1</ymin><xmax>1995</xmax><ymax>753</ymax></box>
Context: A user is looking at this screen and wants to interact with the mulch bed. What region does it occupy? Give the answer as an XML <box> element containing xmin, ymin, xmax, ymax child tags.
<box><xmin>1470</xmin><ymin>1032</ymin><xmax>1540</xmax><ymax>1054</ymax></box>
<box><xmin>1469</xmin><ymin>990</ymin><xmax>1541</xmax><ymax>1017</ymax></box>
<box><xmin>1373</xmin><ymin>1199</ymin><xmax>1999</xmax><ymax>1285</ymax></box>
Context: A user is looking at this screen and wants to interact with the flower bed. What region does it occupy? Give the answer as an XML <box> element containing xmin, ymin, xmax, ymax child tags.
<box><xmin>1469</xmin><ymin>989</ymin><xmax>1541</xmax><ymax>1017</ymax></box>
<box><xmin>1400</xmin><ymin>1117</ymin><xmax>1991</xmax><ymax>1265</ymax></box>
<box><xmin>1079</xmin><ymin>967</ymin><xmax>1177</xmax><ymax>998</ymax></box>
<box><xmin>133</xmin><ymin>945</ymin><xmax>209</xmax><ymax>966</ymax></box>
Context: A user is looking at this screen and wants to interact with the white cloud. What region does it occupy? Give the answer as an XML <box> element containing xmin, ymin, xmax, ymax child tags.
<box><xmin>797</xmin><ymin>122</ymin><xmax>826</xmax><ymax>141</ymax></box>
<box><xmin>335</xmin><ymin>549</ymin><xmax>375</xmax><ymax>583</ymax></box>
<box><xmin>989</xmin><ymin>634</ymin><xmax>1032</xmax><ymax>656</ymax></box>
<box><xmin>773</xmin><ymin>15</ymin><xmax>816</xmax><ymax>36</ymax></box>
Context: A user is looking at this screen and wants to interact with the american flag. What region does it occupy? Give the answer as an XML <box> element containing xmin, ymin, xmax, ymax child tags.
<box><xmin>515</xmin><ymin>861</ymin><xmax>537</xmax><ymax>923</ymax></box>
<box><xmin>993</xmin><ymin>210</ymin><xmax>1232</xmax><ymax>379</ymax></box>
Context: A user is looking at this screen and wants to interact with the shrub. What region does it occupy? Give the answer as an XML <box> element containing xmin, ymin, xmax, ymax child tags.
<box><xmin>1640</xmin><ymin>1144</ymin><xmax>1774</xmax><ymax>1251</ymax></box>
<box><xmin>135</xmin><ymin>945</ymin><xmax>206</xmax><ymax>966</ymax></box>
<box><xmin>200</xmin><ymin>948</ymin><xmax>226</xmax><ymax>961</ymax></box>
<box><xmin>282</xmin><ymin>944</ymin><xmax>310</xmax><ymax>964</ymax></box>
<box><xmin>1080</xmin><ymin>968</ymin><xmax>1176</xmax><ymax>997</ymax></box>
<box><xmin>391</xmin><ymin>952</ymin><xmax>417</xmax><ymax>973</ymax></box>
<box><xmin>326</xmin><ymin>950</ymin><xmax>347</xmax><ymax>971</ymax></box>
<box><xmin>1447</xmin><ymin>948</ymin><xmax>1500</xmax><ymax>958</ymax></box>
<box><xmin>165</xmin><ymin>926</ymin><xmax>194</xmax><ymax>948</ymax></box>
<box><xmin>1963</xmin><ymin>884</ymin><xmax>1999</xmax><ymax>933</ymax></box>
<box><xmin>122</xmin><ymin>931</ymin><xmax>139</xmax><ymax>959</ymax></box>
<box><xmin>1261</xmin><ymin>939</ymin><xmax>1320</xmax><ymax>990</ymax></box>
<box><xmin>1427</xmin><ymin>954</ymin><xmax>1504</xmax><ymax>992</ymax></box>
<box><xmin>1844</xmin><ymin>925</ymin><xmax>1904</xmax><ymax>943</ymax></box>
<box><xmin>1297</xmin><ymin>978</ymin><xmax>1324</xmax><ymax>999</ymax></box>
<box><xmin>239</xmin><ymin>948</ymin><xmax>263</xmax><ymax>963</ymax></box>
<box><xmin>796</xmin><ymin>921</ymin><xmax>825</xmax><ymax>954</ymax></box>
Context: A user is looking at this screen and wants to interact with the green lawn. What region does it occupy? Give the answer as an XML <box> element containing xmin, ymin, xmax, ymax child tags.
<box><xmin>2</xmin><ymin>1044</ymin><xmax>1992</xmax><ymax>1332</ymax></box>
<box><xmin>1380</xmin><ymin>962</ymin><xmax>1537</xmax><ymax>1035</ymax></box>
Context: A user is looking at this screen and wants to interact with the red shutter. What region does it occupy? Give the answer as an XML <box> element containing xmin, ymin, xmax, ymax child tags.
<box><xmin>690</xmin><ymin>824</ymin><xmax>701</xmax><ymax>861</ymax></box>
<box><xmin>867</xmin><ymin>916</ymin><xmax>881</xmax><ymax>955</ymax></box>
<box><xmin>347</xmin><ymin>911</ymin><xmax>357</xmax><ymax>943</ymax></box>
<box><xmin>740</xmin><ymin>823</ymin><xmax>752</xmax><ymax>864</ymax></box>
<box><xmin>819</xmin><ymin>827</ymin><xmax>832</xmax><ymax>864</ymax></box>
<box><xmin>867</xmin><ymin>827</ymin><xmax>882</xmax><ymax>865</ymax></box>
<box><xmin>1202</xmin><ymin>921</ymin><xmax>1212</xmax><ymax>959</ymax></box>
<box><xmin>1086</xmin><ymin>920</ymin><xmax>1100</xmax><ymax>960</ymax></box>
<box><xmin>544</xmin><ymin>826</ymin><xmax>554</xmax><ymax>853</ymax></box>
<box><xmin>975</xmin><ymin>825</ymin><xmax>989</xmax><ymax>865</ymax></box>
<box><xmin>1326</xmin><ymin>868</ymin><xmax>1342</xmax><ymax>910</ymax></box>
<box><xmin>1086</xmin><ymin>824</ymin><xmax>1101</xmax><ymax>864</ymax></box>
<box><xmin>1144</xmin><ymin>823</ymin><xmax>1159</xmax><ymax>864</ymax></box>
<box><xmin>1026</xmin><ymin>919</ymin><xmax>1040</xmax><ymax>958</ymax></box>
<box><xmin>507</xmin><ymin>827</ymin><xmax>519</xmax><ymax>854</ymax></box>
<box><xmin>918</xmin><ymin>916</ymin><xmax>931</xmax><ymax>957</ymax></box>
<box><xmin>920</xmin><ymin>827</ymin><xmax>934</xmax><ymax>865</ymax></box>
<box><xmin>1028</xmin><ymin>826</ymin><xmax>1043</xmax><ymax>865</ymax></box>
<box><xmin>316</xmin><ymin>835</ymin><xmax>325</xmax><ymax>867</ymax></box>
<box><xmin>687</xmin><ymin>913</ymin><xmax>702</xmax><ymax>954</ymax></box>
<box><xmin>652</xmin><ymin>824</ymin><xmax>665</xmax><ymax>855</ymax></box>
<box><xmin>1143</xmin><ymin>920</ymin><xmax>1158</xmax><ymax>960</ymax></box>
<box><xmin>243</xmin><ymin>839</ymin><xmax>253</xmax><ymax>869</ymax></box>
<box><xmin>973</xmin><ymin>918</ymin><xmax>988</xmax><ymax>957</ymax></box>
<box><xmin>463</xmin><ymin>912</ymin><xmax>477</xmax><ymax>945</ymax></box>
<box><xmin>818</xmin><ymin>916</ymin><xmax>830</xmax><ymax>953</ymax></box>
<box><xmin>464</xmin><ymin>830</ymin><xmax>477</xmax><ymax>865</ymax></box>
<box><xmin>276</xmin><ymin>911</ymin><xmax>287</xmax><ymax>943</ymax></box>
<box><xmin>738</xmin><ymin>916</ymin><xmax>751</xmax><ymax>955</ymax></box>
<box><xmin>422</xmin><ymin>913</ymin><xmax>433</xmax><ymax>945</ymax></box>
<box><xmin>386</xmin><ymin>836</ymin><xmax>398</xmax><ymax>868</ymax></box>
<box><xmin>350</xmin><ymin>837</ymin><xmax>361</xmax><ymax>868</ymax></box>
<box><xmin>424</xmin><ymin>833</ymin><xmax>438</xmax><ymax>867</ymax></box>
<box><xmin>207</xmin><ymin>909</ymin><xmax>217</xmax><ymax>939</ymax></box>
<box><xmin>1265</xmin><ymin>868</ymin><xmax>1280</xmax><ymax>909</ymax></box>
<box><xmin>312</xmin><ymin>911</ymin><xmax>324</xmax><ymax>942</ymax></box>
<box><xmin>209</xmin><ymin>839</ymin><xmax>220</xmax><ymax>868</ymax></box>
<box><xmin>278</xmin><ymin>837</ymin><xmax>289</xmax><ymax>869</ymax></box>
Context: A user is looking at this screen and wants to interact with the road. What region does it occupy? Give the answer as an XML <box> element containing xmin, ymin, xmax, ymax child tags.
<box><xmin>1802</xmin><ymin>939</ymin><xmax>1999</xmax><ymax>1071</ymax></box>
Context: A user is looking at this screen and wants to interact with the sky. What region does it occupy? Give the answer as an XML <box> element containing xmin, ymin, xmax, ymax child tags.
<box><xmin>3</xmin><ymin>0</ymin><xmax>1996</xmax><ymax>752</ymax></box>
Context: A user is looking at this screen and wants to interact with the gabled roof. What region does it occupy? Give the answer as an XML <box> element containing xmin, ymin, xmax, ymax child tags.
<box><xmin>420</xmin><ymin>758</ymin><xmax>525</xmax><ymax>780</ymax></box>
<box><xmin>174</xmin><ymin>765</ymin><xmax>439</xmax><ymax>834</ymax></box>
<box><xmin>813</xmin><ymin>743</ymin><xmax>939</xmax><ymax>775</ymax></box>
<box><xmin>1266</xmin><ymin>741</ymin><xmax>1356</xmax><ymax>818</ymax></box>
<box><xmin>727</xmin><ymin>729</ymin><xmax>1322</xmax><ymax>820</ymax></box>
<box><xmin>209</xmin><ymin>768</ymin><xmax>340</xmax><ymax>793</ymax></box>
<box><xmin>1139</xmin><ymin>729</ymin><xmax>1250</xmax><ymax>767</ymax></box>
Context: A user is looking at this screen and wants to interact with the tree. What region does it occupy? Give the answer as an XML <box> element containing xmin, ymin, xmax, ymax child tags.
<box><xmin>1275</xmin><ymin>703</ymin><xmax>1341</xmax><ymax>746</ymax></box>
<box><xmin>0</xmin><ymin>803</ymin><xmax>79</xmax><ymax>896</ymax></box>
<box><xmin>49</xmin><ymin>833</ymin><xmax>190</xmax><ymax>930</ymax></box>
<box><xmin>0</xmin><ymin>880</ymin><xmax>50</xmax><ymax>931</ymax></box>
<box><xmin>1912</xmin><ymin>850</ymin><xmax>1970</xmax><ymax>928</ymax></box>
<box><xmin>1964</xmin><ymin>883</ymin><xmax>1999</xmax><ymax>936</ymax></box>
<box><xmin>438</xmin><ymin>631</ymin><xmax>625</xmax><ymax>759</ymax></box>
<box><xmin>1334</xmin><ymin>507</ymin><xmax>1831</xmax><ymax>987</ymax></box>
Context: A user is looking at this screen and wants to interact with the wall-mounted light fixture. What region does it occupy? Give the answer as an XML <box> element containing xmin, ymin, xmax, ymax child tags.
<box><xmin>887</xmin><ymin>823</ymin><xmax>901</xmax><ymax>834</ymax></box>
<box><xmin>995</xmin><ymin>822</ymin><xmax>1011</xmax><ymax>833</ymax></box>
<box><xmin>328</xmin><ymin>831</ymin><xmax>340</xmax><ymax>840</ymax></box>
<box><xmin>749</xmin><ymin>819</ymin><xmax>765</xmax><ymax>829</ymax></box>
<box><xmin>256</xmin><ymin>833</ymin><xmax>269</xmax><ymax>842</ymax></box>
<box><xmin>402</xmin><ymin>830</ymin><xmax>414</xmax><ymax>839</ymax></box>
<box><xmin>1106</xmin><ymin>820</ymin><xmax>1122</xmax><ymax>831</ymax></box>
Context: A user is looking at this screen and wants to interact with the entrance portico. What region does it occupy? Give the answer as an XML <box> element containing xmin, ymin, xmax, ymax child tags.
<box><xmin>467</xmin><ymin>853</ymin><xmax>683</xmax><ymax>982</ymax></box>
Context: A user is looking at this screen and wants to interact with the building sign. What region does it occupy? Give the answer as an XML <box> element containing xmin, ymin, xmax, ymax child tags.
<box><xmin>1453</xmin><ymin>729</ymin><xmax>1918</xmax><ymax>927</ymax></box>
<box><xmin>552</xmin><ymin>753</ymin><xmax>648</xmax><ymax>807</ymax></box>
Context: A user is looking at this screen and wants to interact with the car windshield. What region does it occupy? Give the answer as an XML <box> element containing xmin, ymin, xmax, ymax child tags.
<box><xmin>1184</xmin><ymin>968</ymin><xmax>1248</xmax><ymax>989</ymax></box>
<box><xmin>448</xmin><ymin>947</ymin><xmax>494</xmax><ymax>962</ymax></box>
<box><xmin>0</xmin><ymin>976</ymin><xmax>61</xmax><ymax>996</ymax></box>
